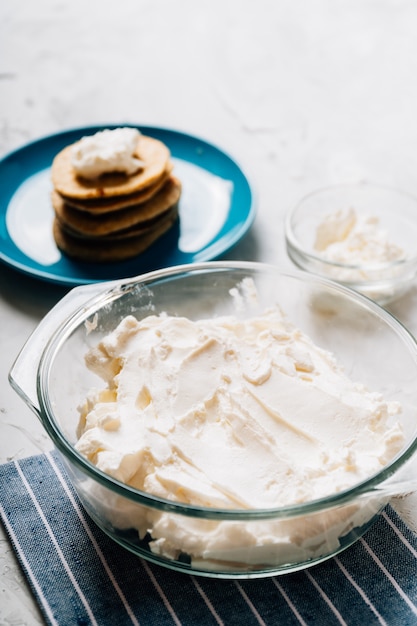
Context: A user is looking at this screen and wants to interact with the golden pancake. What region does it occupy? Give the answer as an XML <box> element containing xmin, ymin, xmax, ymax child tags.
<box><xmin>61</xmin><ymin>163</ymin><xmax>174</xmax><ymax>213</ymax></box>
<box><xmin>78</xmin><ymin>205</ymin><xmax>179</xmax><ymax>241</ymax></box>
<box><xmin>51</xmin><ymin>134</ymin><xmax>171</xmax><ymax>199</ymax></box>
<box><xmin>52</xmin><ymin>177</ymin><xmax>181</xmax><ymax>237</ymax></box>
<box><xmin>53</xmin><ymin>208</ymin><xmax>179</xmax><ymax>263</ymax></box>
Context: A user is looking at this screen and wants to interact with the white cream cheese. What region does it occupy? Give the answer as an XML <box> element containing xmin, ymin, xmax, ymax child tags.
<box><xmin>314</xmin><ymin>207</ymin><xmax>405</xmax><ymax>267</ymax></box>
<box><xmin>71</xmin><ymin>127</ymin><xmax>144</xmax><ymax>179</ymax></box>
<box><xmin>75</xmin><ymin>305</ymin><xmax>403</xmax><ymax>567</ymax></box>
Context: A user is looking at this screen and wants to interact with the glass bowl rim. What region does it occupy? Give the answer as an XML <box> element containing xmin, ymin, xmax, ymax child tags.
<box><xmin>34</xmin><ymin>260</ymin><xmax>417</xmax><ymax>520</ymax></box>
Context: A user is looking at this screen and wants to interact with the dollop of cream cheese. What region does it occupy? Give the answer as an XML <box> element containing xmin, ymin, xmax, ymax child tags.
<box><xmin>314</xmin><ymin>207</ymin><xmax>405</xmax><ymax>266</ymax></box>
<box><xmin>71</xmin><ymin>127</ymin><xmax>144</xmax><ymax>179</ymax></box>
<box><xmin>75</xmin><ymin>307</ymin><xmax>404</xmax><ymax>566</ymax></box>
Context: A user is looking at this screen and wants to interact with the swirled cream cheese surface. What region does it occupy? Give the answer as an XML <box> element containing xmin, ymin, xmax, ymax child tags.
<box><xmin>71</xmin><ymin>127</ymin><xmax>144</xmax><ymax>179</ymax></box>
<box><xmin>76</xmin><ymin>307</ymin><xmax>403</xmax><ymax>513</ymax></box>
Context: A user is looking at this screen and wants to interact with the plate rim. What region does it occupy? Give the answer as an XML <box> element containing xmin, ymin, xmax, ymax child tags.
<box><xmin>0</xmin><ymin>124</ymin><xmax>256</xmax><ymax>286</ymax></box>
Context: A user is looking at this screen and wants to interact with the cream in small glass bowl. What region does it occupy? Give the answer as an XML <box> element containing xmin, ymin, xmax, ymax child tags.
<box><xmin>285</xmin><ymin>183</ymin><xmax>417</xmax><ymax>305</ymax></box>
<box><xmin>9</xmin><ymin>261</ymin><xmax>417</xmax><ymax>578</ymax></box>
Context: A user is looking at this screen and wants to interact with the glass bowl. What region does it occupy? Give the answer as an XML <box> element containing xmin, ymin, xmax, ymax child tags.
<box><xmin>9</xmin><ymin>261</ymin><xmax>417</xmax><ymax>579</ymax></box>
<box><xmin>285</xmin><ymin>183</ymin><xmax>417</xmax><ymax>304</ymax></box>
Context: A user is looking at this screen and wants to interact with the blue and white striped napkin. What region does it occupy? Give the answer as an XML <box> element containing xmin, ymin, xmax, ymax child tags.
<box><xmin>1</xmin><ymin>451</ymin><xmax>416</xmax><ymax>626</ymax></box>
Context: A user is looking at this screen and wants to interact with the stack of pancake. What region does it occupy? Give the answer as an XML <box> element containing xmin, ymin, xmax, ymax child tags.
<box><xmin>51</xmin><ymin>133</ymin><xmax>181</xmax><ymax>262</ymax></box>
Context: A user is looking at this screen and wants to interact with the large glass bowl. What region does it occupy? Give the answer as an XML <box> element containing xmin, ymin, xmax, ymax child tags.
<box><xmin>9</xmin><ymin>262</ymin><xmax>417</xmax><ymax>578</ymax></box>
<box><xmin>285</xmin><ymin>183</ymin><xmax>417</xmax><ymax>305</ymax></box>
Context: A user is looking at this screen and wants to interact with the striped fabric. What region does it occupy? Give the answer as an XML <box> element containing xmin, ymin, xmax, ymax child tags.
<box><xmin>1</xmin><ymin>452</ymin><xmax>416</xmax><ymax>626</ymax></box>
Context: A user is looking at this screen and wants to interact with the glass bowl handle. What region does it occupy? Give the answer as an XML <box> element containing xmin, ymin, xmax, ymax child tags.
<box><xmin>368</xmin><ymin>452</ymin><xmax>417</xmax><ymax>499</ymax></box>
<box><xmin>372</xmin><ymin>478</ymin><xmax>417</xmax><ymax>498</ymax></box>
<box><xmin>8</xmin><ymin>280</ymin><xmax>115</xmax><ymax>420</ymax></box>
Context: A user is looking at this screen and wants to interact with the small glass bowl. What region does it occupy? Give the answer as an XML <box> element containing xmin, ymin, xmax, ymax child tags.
<box><xmin>285</xmin><ymin>183</ymin><xmax>417</xmax><ymax>304</ymax></box>
<box><xmin>9</xmin><ymin>262</ymin><xmax>417</xmax><ymax>578</ymax></box>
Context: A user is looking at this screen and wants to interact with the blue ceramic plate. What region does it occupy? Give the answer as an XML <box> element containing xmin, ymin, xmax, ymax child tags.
<box><xmin>0</xmin><ymin>125</ymin><xmax>255</xmax><ymax>286</ymax></box>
